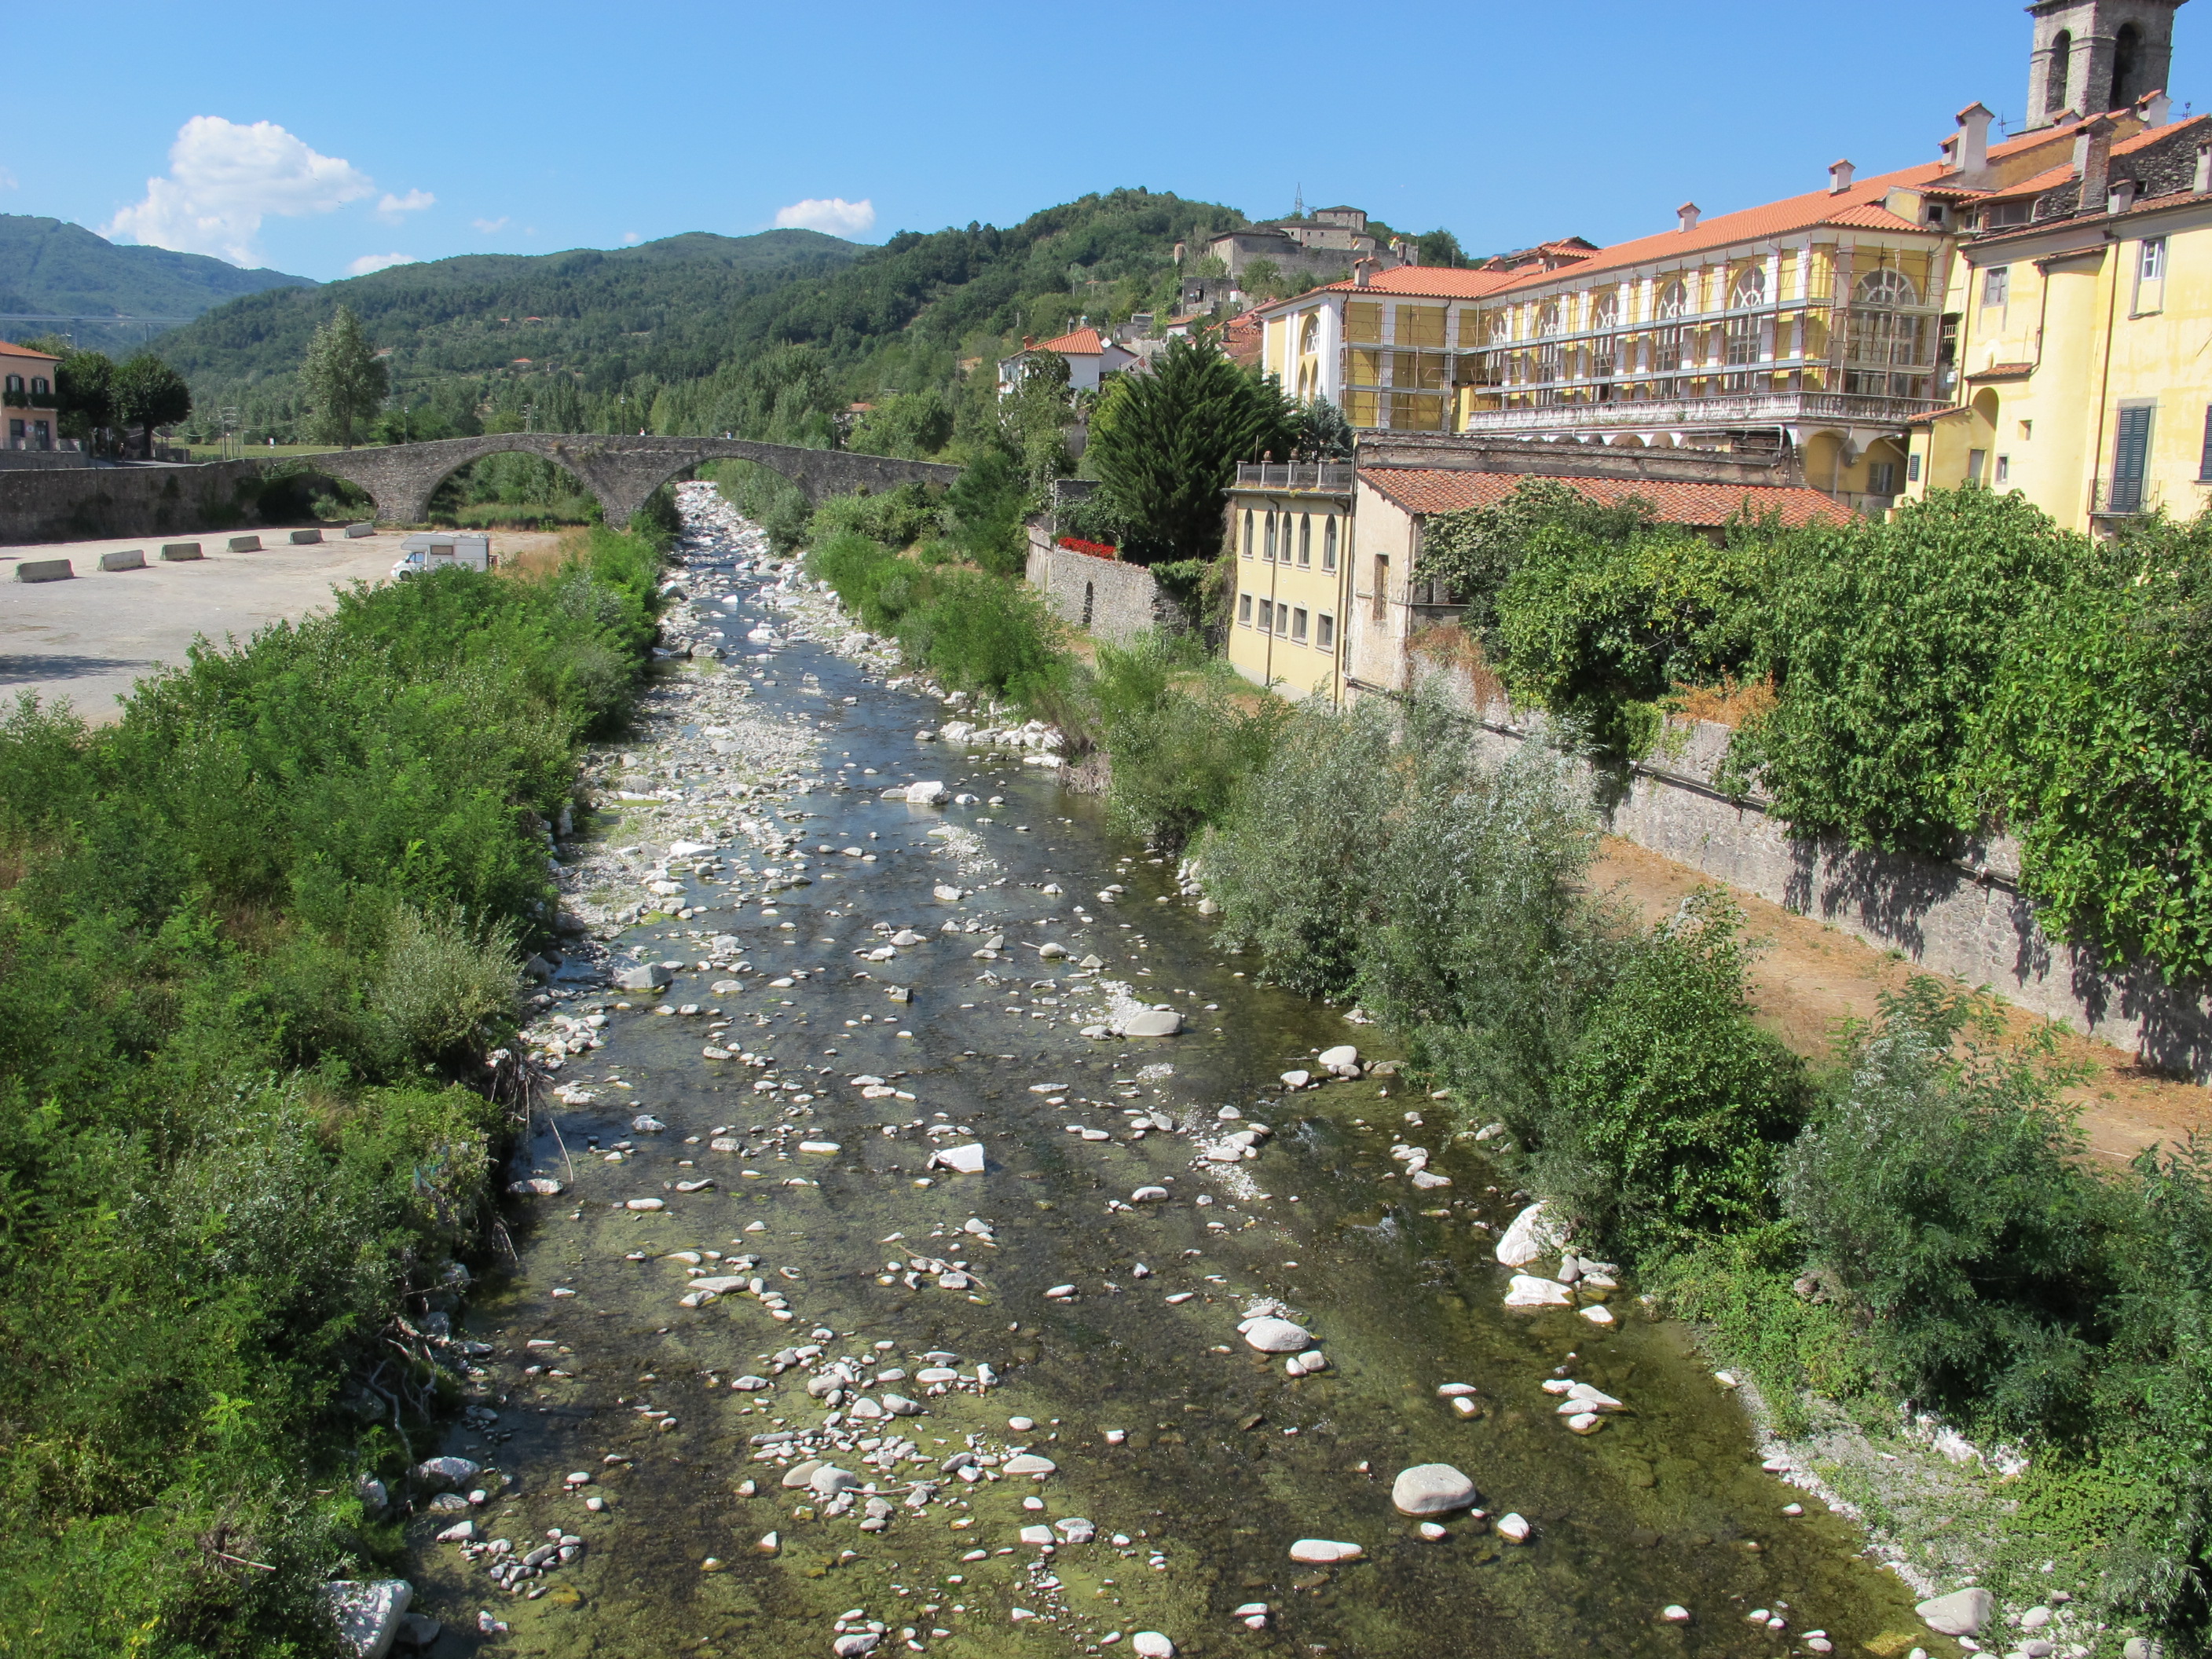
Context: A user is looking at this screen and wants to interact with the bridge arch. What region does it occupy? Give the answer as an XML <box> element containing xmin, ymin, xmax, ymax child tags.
<box><xmin>291</xmin><ymin>434</ymin><xmax>960</xmax><ymax>529</ymax></box>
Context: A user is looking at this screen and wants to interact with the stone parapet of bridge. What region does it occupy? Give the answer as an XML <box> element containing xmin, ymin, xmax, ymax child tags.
<box><xmin>304</xmin><ymin>434</ymin><xmax>960</xmax><ymax>527</ymax></box>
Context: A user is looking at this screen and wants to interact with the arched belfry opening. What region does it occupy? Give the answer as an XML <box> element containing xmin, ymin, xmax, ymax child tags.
<box><xmin>2023</xmin><ymin>0</ymin><xmax>2185</xmax><ymax>130</ymax></box>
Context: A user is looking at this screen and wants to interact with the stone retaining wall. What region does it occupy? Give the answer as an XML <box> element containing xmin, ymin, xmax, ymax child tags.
<box><xmin>1405</xmin><ymin>656</ymin><xmax>2212</xmax><ymax>1082</ymax></box>
<box><xmin>0</xmin><ymin>459</ymin><xmax>273</xmax><ymax>545</ymax></box>
<box><xmin>1024</xmin><ymin>530</ymin><xmax>1178</xmax><ymax>643</ymax></box>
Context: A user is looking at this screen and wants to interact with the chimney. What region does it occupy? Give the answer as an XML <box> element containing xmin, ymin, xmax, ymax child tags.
<box><xmin>1953</xmin><ymin>102</ymin><xmax>1994</xmax><ymax>180</ymax></box>
<box><xmin>1353</xmin><ymin>258</ymin><xmax>1374</xmax><ymax>287</ymax></box>
<box><xmin>2111</xmin><ymin>176</ymin><xmax>2139</xmax><ymax>214</ymax></box>
<box><xmin>1829</xmin><ymin>158</ymin><xmax>1856</xmax><ymax>194</ymax></box>
<box><xmin>2138</xmin><ymin>89</ymin><xmax>2174</xmax><ymax>128</ymax></box>
<box><xmin>2196</xmin><ymin>139</ymin><xmax>2212</xmax><ymax>195</ymax></box>
<box><xmin>2075</xmin><ymin>116</ymin><xmax>2116</xmax><ymax>214</ymax></box>
<box><xmin>1677</xmin><ymin>201</ymin><xmax>1701</xmax><ymax>233</ymax></box>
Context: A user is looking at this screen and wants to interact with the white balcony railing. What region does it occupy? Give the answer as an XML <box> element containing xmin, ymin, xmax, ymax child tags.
<box><xmin>1455</xmin><ymin>390</ymin><xmax>1947</xmax><ymax>435</ymax></box>
<box><xmin>1233</xmin><ymin>462</ymin><xmax>1356</xmax><ymax>491</ymax></box>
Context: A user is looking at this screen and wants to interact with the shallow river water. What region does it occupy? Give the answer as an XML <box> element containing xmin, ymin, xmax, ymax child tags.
<box><xmin>404</xmin><ymin>510</ymin><xmax>1946</xmax><ymax>1659</ymax></box>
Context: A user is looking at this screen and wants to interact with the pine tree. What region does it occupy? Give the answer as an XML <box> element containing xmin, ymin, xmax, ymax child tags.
<box><xmin>1088</xmin><ymin>335</ymin><xmax>1293</xmax><ymax>564</ymax></box>
<box><xmin>301</xmin><ymin>306</ymin><xmax>390</xmax><ymax>448</ymax></box>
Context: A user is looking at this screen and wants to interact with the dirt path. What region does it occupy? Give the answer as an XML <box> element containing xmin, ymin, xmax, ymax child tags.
<box><xmin>1593</xmin><ymin>837</ymin><xmax>2209</xmax><ymax>1166</ymax></box>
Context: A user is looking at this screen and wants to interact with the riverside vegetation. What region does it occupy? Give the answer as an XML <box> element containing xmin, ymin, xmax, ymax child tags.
<box><xmin>0</xmin><ymin>524</ymin><xmax>667</xmax><ymax>1654</ymax></box>
<box><xmin>789</xmin><ymin>474</ymin><xmax>2212</xmax><ymax>1650</ymax></box>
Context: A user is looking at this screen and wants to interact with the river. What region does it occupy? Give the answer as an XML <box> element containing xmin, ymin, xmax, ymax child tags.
<box><xmin>400</xmin><ymin>486</ymin><xmax>1942</xmax><ymax>1658</ymax></box>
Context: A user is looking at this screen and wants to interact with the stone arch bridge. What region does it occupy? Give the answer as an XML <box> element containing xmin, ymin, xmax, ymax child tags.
<box><xmin>293</xmin><ymin>434</ymin><xmax>960</xmax><ymax>527</ymax></box>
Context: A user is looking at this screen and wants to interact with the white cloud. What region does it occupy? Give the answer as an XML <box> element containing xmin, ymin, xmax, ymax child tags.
<box><xmin>104</xmin><ymin>115</ymin><xmax>373</xmax><ymax>265</ymax></box>
<box><xmin>347</xmin><ymin>251</ymin><xmax>417</xmax><ymax>276</ymax></box>
<box><xmin>471</xmin><ymin>215</ymin><xmax>510</xmax><ymax>234</ymax></box>
<box><xmin>377</xmin><ymin>188</ymin><xmax>434</xmax><ymax>221</ymax></box>
<box><xmin>621</xmin><ymin>230</ymin><xmax>643</xmax><ymax>246</ymax></box>
<box><xmin>0</xmin><ymin>167</ymin><xmax>16</xmax><ymax>191</ymax></box>
<box><xmin>774</xmin><ymin>196</ymin><xmax>874</xmax><ymax>236</ymax></box>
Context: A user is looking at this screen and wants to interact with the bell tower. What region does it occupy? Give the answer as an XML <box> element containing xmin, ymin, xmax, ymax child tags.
<box><xmin>2024</xmin><ymin>0</ymin><xmax>2187</xmax><ymax>130</ymax></box>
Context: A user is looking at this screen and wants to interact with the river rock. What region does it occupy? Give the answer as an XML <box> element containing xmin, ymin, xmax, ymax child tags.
<box><xmin>412</xmin><ymin>1456</ymin><xmax>482</xmax><ymax>1492</ymax></box>
<box><xmin>781</xmin><ymin>1459</ymin><xmax>826</xmax><ymax>1489</ymax></box>
<box><xmin>933</xmin><ymin>884</ymin><xmax>965</xmax><ymax>902</ymax></box>
<box><xmin>834</xmin><ymin>1634</ymin><xmax>881</xmax><ymax>1657</ymax></box>
<box><xmin>322</xmin><ymin>1580</ymin><xmax>412</xmax><ymax>1659</ymax></box>
<box><xmin>1503</xmin><ymin>1274</ymin><xmax>1572</xmax><ymax>1308</ymax></box>
<box><xmin>1056</xmin><ymin>1517</ymin><xmax>1095</xmax><ymax>1543</ymax></box>
<box><xmin>906</xmin><ymin>781</ymin><xmax>949</xmax><ymax>804</ymax></box>
<box><xmin>1288</xmin><ymin>1540</ymin><xmax>1363</xmax><ymax>1563</ymax></box>
<box><xmin>1117</xmin><ymin>1009</ymin><xmax>1182</xmax><ymax>1037</ymax></box>
<box><xmin>1131</xmin><ymin>1185</ymin><xmax>1169</xmax><ymax>1203</ymax></box>
<box><xmin>1495</xmin><ymin>1200</ymin><xmax>1568</xmax><ymax>1266</ymax></box>
<box><xmin>627</xmin><ymin>1197</ymin><xmax>666</xmax><ymax>1211</ymax></box>
<box><xmin>1391</xmin><ymin>1463</ymin><xmax>1478</xmax><ymax>1515</ymax></box>
<box><xmin>507</xmin><ymin>1177</ymin><xmax>564</xmax><ymax>1196</ymax></box>
<box><xmin>933</xmin><ymin>1143</ymin><xmax>985</xmax><ymax>1174</ymax></box>
<box><xmin>1317</xmin><ymin>1045</ymin><xmax>1359</xmax><ymax>1074</ymax></box>
<box><xmin>1132</xmin><ymin>1635</ymin><xmax>1175</xmax><ymax>1658</ymax></box>
<box><xmin>1240</xmin><ymin>1317</ymin><xmax>1313</xmax><ymax>1353</ymax></box>
<box><xmin>1914</xmin><ymin>1588</ymin><xmax>1994</xmax><ymax>1637</ymax></box>
<box><xmin>615</xmin><ymin>964</ymin><xmax>672</xmax><ymax>991</ymax></box>
<box><xmin>631</xmin><ymin>1115</ymin><xmax>667</xmax><ymax>1133</ymax></box>
<box><xmin>1496</xmin><ymin>1513</ymin><xmax>1532</xmax><ymax>1543</ymax></box>
<box><xmin>1003</xmin><ymin>1454</ymin><xmax>1057</xmax><ymax>1478</ymax></box>
<box><xmin>1019</xmin><ymin>1524</ymin><xmax>1054</xmax><ymax>1545</ymax></box>
<box><xmin>1280</xmin><ymin>1069</ymin><xmax>1311</xmax><ymax>1090</ymax></box>
<box><xmin>808</xmin><ymin>1466</ymin><xmax>859</xmax><ymax>1497</ymax></box>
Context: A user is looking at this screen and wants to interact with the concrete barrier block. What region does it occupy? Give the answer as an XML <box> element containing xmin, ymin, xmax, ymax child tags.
<box><xmin>345</xmin><ymin>522</ymin><xmax>375</xmax><ymax>538</ymax></box>
<box><xmin>159</xmin><ymin>542</ymin><xmax>204</xmax><ymax>561</ymax></box>
<box><xmin>227</xmin><ymin>535</ymin><xmax>262</xmax><ymax>552</ymax></box>
<box><xmin>98</xmin><ymin>549</ymin><xmax>147</xmax><ymax>572</ymax></box>
<box><xmin>14</xmin><ymin>558</ymin><xmax>73</xmax><ymax>583</ymax></box>
<box><xmin>288</xmin><ymin>528</ymin><xmax>324</xmax><ymax>544</ymax></box>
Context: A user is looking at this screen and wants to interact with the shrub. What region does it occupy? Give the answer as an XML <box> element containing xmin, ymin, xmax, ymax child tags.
<box><xmin>1971</xmin><ymin>507</ymin><xmax>2212</xmax><ymax>981</ymax></box>
<box><xmin>1541</xmin><ymin>892</ymin><xmax>1811</xmax><ymax>1258</ymax></box>
<box><xmin>1782</xmin><ymin>979</ymin><xmax>2112</xmax><ymax>1433</ymax></box>
<box><xmin>1727</xmin><ymin>488</ymin><xmax>2082</xmax><ymax>856</ymax></box>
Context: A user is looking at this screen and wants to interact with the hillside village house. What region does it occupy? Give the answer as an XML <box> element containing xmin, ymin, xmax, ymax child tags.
<box><xmin>1222</xmin><ymin>443</ymin><xmax>1851</xmax><ymax>702</ymax></box>
<box><xmin>1902</xmin><ymin>105</ymin><xmax>2212</xmax><ymax>531</ymax></box>
<box><xmin>1249</xmin><ymin>0</ymin><xmax>2178</xmax><ymax>511</ymax></box>
<box><xmin>996</xmin><ymin>327</ymin><xmax>1139</xmax><ymax>397</ymax></box>
<box><xmin>1</xmin><ymin>339</ymin><xmax>61</xmax><ymax>451</ymax></box>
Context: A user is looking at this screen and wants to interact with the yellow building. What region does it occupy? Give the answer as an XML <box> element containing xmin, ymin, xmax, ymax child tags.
<box><xmin>1223</xmin><ymin>463</ymin><xmax>1356</xmax><ymax>701</ymax></box>
<box><xmin>1903</xmin><ymin>108</ymin><xmax>2212</xmax><ymax>532</ymax></box>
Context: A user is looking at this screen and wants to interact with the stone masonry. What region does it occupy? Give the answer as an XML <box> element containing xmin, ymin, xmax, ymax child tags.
<box><xmin>1025</xmin><ymin>529</ymin><xmax>1181</xmax><ymax>644</ymax></box>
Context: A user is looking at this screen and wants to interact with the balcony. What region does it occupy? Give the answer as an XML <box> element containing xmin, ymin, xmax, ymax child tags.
<box><xmin>1455</xmin><ymin>390</ymin><xmax>1948</xmax><ymax>438</ymax></box>
<box><xmin>1233</xmin><ymin>462</ymin><xmax>1356</xmax><ymax>492</ymax></box>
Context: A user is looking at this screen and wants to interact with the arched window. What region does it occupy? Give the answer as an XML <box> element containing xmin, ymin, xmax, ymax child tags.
<box><xmin>1847</xmin><ymin>268</ymin><xmax>1927</xmax><ymax>396</ymax></box>
<box><xmin>1730</xmin><ymin>268</ymin><xmax>1766</xmax><ymax>309</ymax></box>
<box><xmin>1488</xmin><ymin>313</ymin><xmax>1511</xmax><ymax>344</ymax></box>
<box><xmin>1539</xmin><ymin>302</ymin><xmax>1562</xmax><ymax>336</ymax></box>
<box><xmin>1299</xmin><ymin>314</ymin><xmax>1320</xmax><ymax>355</ymax></box>
<box><xmin>1855</xmin><ymin>269</ymin><xmax>1918</xmax><ymax>307</ymax></box>
<box><xmin>1264</xmin><ymin>511</ymin><xmax>1277</xmax><ymax>561</ymax></box>
<box><xmin>1322</xmin><ymin>515</ymin><xmax>1338</xmax><ymax>571</ymax></box>
<box><xmin>1243</xmin><ymin>509</ymin><xmax>1254</xmax><ymax>557</ymax></box>
<box><xmin>1654</xmin><ymin>281</ymin><xmax>1688</xmax><ymax>380</ymax></box>
<box><xmin>1298</xmin><ymin>514</ymin><xmax>1312</xmax><ymax>566</ymax></box>
<box><xmin>2114</xmin><ymin>22</ymin><xmax>2142</xmax><ymax>107</ymax></box>
<box><xmin>2046</xmin><ymin>27</ymin><xmax>2072</xmax><ymax>115</ymax></box>
<box><xmin>1594</xmin><ymin>294</ymin><xmax>1619</xmax><ymax>331</ymax></box>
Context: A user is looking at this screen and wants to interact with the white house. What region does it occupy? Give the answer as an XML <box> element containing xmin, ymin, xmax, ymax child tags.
<box><xmin>996</xmin><ymin>326</ymin><xmax>1140</xmax><ymax>397</ymax></box>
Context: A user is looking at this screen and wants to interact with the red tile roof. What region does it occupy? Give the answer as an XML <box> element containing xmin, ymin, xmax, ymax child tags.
<box><xmin>0</xmin><ymin>338</ymin><xmax>61</xmax><ymax>363</ymax></box>
<box><xmin>1358</xmin><ymin>467</ymin><xmax>1856</xmax><ymax>528</ymax></box>
<box><xmin>1967</xmin><ymin>362</ymin><xmax>2035</xmax><ymax>380</ymax></box>
<box><xmin>1026</xmin><ymin>327</ymin><xmax>1108</xmax><ymax>357</ymax></box>
<box><xmin>1977</xmin><ymin>113</ymin><xmax>2211</xmax><ymax>201</ymax></box>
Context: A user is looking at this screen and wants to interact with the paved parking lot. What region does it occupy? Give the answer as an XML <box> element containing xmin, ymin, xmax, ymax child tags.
<box><xmin>0</xmin><ymin>529</ymin><xmax>546</xmax><ymax>723</ymax></box>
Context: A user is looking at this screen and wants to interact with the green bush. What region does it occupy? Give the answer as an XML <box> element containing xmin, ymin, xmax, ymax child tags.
<box><xmin>1727</xmin><ymin>488</ymin><xmax>2082</xmax><ymax>856</ymax></box>
<box><xmin>1090</xmin><ymin>632</ymin><xmax>1290</xmax><ymax>853</ymax></box>
<box><xmin>808</xmin><ymin>482</ymin><xmax>941</xmax><ymax>552</ymax></box>
<box><xmin>1782</xmin><ymin>980</ymin><xmax>2112</xmax><ymax>1433</ymax></box>
<box><xmin>1971</xmin><ymin>508</ymin><xmax>2212</xmax><ymax>981</ymax></box>
<box><xmin>1419</xmin><ymin>479</ymin><xmax>1657</xmax><ymax>653</ymax></box>
<box><xmin>1542</xmin><ymin>892</ymin><xmax>1811</xmax><ymax>1258</ymax></box>
<box><xmin>0</xmin><ymin>528</ymin><xmax>662</xmax><ymax>1652</ymax></box>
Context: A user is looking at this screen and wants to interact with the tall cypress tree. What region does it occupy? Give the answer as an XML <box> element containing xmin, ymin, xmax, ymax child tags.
<box><xmin>1088</xmin><ymin>335</ymin><xmax>1293</xmax><ymax>565</ymax></box>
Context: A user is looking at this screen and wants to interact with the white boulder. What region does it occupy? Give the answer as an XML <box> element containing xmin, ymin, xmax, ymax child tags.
<box><xmin>1494</xmin><ymin>1200</ymin><xmax>1569</xmax><ymax>1267</ymax></box>
<box><xmin>1390</xmin><ymin>1463</ymin><xmax>1478</xmax><ymax>1515</ymax></box>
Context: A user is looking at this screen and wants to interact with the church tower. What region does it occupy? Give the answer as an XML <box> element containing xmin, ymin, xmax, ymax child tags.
<box><xmin>2023</xmin><ymin>0</ymin><xmax>2187</xmax><ymax>130</ymax></box>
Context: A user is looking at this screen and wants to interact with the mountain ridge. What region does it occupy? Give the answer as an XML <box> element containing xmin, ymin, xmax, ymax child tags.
<box><xmin>0</xmin><ymin>215</ymin><xmax>313</xmax><ymax>351</ymax></box>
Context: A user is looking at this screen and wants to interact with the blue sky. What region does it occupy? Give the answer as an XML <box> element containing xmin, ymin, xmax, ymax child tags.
<box><xmin>11</xmin><ymin>0</ymin><xmax>2207</xmax><ymax>282</ymax></box>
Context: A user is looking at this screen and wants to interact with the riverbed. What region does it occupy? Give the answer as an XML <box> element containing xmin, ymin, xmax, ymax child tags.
<box><xmin>401</xmin><ymin>486</ymin><xmax>1948</xmax><ymax>1658</ymax></box>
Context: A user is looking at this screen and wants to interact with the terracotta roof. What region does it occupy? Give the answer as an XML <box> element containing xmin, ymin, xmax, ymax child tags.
<box><xmin>1025</xmin><ymin>327</ymin><xmax>1109</xmax><ymax>357</ymax></box>
<box><xmin>1976</xmin><ymin>114</ymin><xmax>2212</xmax><ymax>202</ymax></box>
<box><xmin>1905</xmin><ymin>404</ymin><xmax>1975</xmax><ymax>424</ymax></box>
<box><xmin>0</xmin><ymin>338</ymin><xmax>61</xmax><ymax>363</ymax></box>
<box><xmin>1357</xmin><ymin>467</ymin><xmax>1855</xmax><ymax>528</ymax></box>
<box><xmin>1822</xmin><ymin>201</ymin><xmax>1928</xmax><ymax>231</ymax></box>
<box><xmin>1251</xmin><ymin>265</ymin><xmax>1526</xmax><ymax>316</ymax></box>
<box><xmin>1967</xmin><ymin>361</ymin><xmax>2035</xmax><ymax>380</ymax></box>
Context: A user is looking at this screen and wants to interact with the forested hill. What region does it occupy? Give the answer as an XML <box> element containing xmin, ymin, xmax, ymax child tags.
<box><xmin>157</xmin><ymin>227</ymin><xmax>863</xmax><ymax>387</ymax></box>
<box><xmin>162</xmin><ymin>191</ymin><xmax>1247</xmax><ymax>443</ymax></box>
<box><xmin>0</xmin><ymin>215</ymin><xmax>313</xmax><ymax>351</ymax></box>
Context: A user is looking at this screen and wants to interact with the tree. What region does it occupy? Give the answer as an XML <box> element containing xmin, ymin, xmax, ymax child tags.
<box><xmin>300</xmin><ymin>306</ymin><xmax>390</xmax><ymax>448</ymax></box>
<box><xmin>1087</xmin><ymin>334</ymin><xmax>1294</xmax><ymax>565</ymax></box>
<box><xmin>1415</xmin><ymin>229</ymin><xmax>1468</xmax><ymax>269</ymax></box>
<box><xmin>51</xmin><ymin>347</ymin><xmax>116</xmax><ymax>450</ymax></box>
<box><xmin>998</xmin><ymin>353</ymin><xmax>1075</xmax><ymax>496</ymax></box>
<box><xmin>112</xmin><ymin>353</ymin><xmax>192</xmax><ymax>456</ymax></box>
